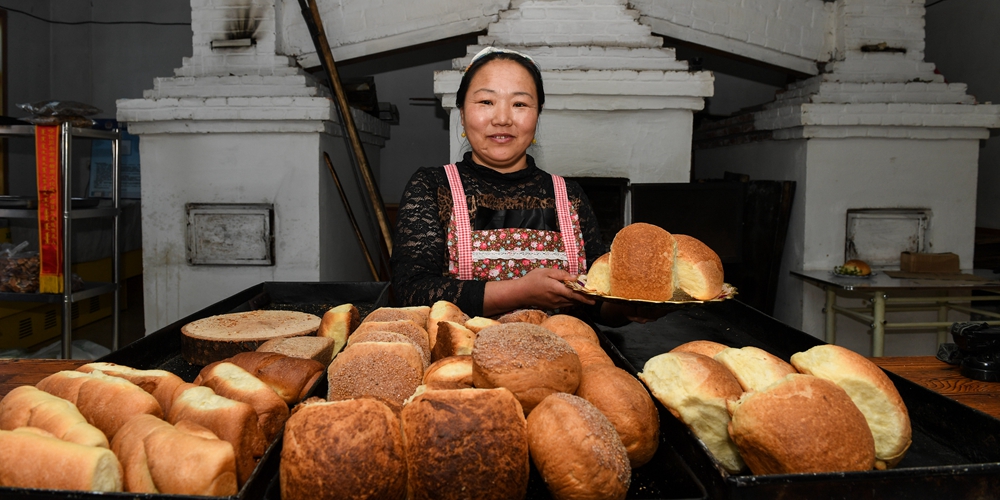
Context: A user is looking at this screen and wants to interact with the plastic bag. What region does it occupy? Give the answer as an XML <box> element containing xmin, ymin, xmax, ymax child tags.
<box><xmin>0</xmin><ymin>241</ymin><xmax>84</xmax><ymax>293</ymax></box>
<box><xmin>17</xmin><ymin>100</ymin><xmax>101</xmax><ymax>127</ymax></box>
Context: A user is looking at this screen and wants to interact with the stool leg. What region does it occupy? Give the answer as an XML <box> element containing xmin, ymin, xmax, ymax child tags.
<box><xmin>825</xmin><ymin>287</ymin><xmax>837</xmax><ymax>344</ymax></box>
<box><xmin>872</xmin><ymin>291</ymin><xmax>886</xmax><ymax>357</ymax></box>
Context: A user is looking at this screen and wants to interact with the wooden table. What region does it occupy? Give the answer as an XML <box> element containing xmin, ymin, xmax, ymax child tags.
<box><xmin>0</xmin><ymin>359</ymin><xmax>86</xmax><ymax>398</ymax></box>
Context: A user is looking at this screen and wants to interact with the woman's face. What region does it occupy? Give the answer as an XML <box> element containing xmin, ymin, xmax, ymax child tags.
<box><xmin>460</xmin><ymin>59</ymin><xmax>539</xmax><ymax>173</ymax></box>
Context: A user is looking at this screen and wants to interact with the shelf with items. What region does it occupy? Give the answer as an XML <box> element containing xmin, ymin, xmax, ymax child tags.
<box><xmin>0</xmin><ymin>122</ymin><xmax>122</xmax><ymax>358</ymax></box>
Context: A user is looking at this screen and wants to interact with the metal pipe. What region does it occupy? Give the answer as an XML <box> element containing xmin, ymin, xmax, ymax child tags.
<box><xmin>885</xmin><ymin>295</ymin><xmax>1000</xmax><ymax>304</ymax></box>
<box><xmin>111</xmin><ymin>127</ymin><xmax>121</xmax><ymax>351</ymax></box>
<box><xmin>948</xmin><ymin>304</ymin><xmax>1000</xmax><ymax>319</ymax></box>
<box><xmin>60</xmin><ymin>123</ymin><xmax>72</xmax><ymax>360</ymax></box>
<box><xmin>324</xmin><ymin>153</ymin><xmax>380</xmax><ymax>280</ymax></box>
<box><xmin>830</xmin><ymin>304</ymin><xmax>874</xmax><ymax>326</ymax></box>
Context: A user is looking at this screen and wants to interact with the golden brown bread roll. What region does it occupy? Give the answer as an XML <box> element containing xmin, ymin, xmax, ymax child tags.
<box><xmin>472</xmin><ymin>323</ymin><xmax>582</xmax><ymax>414</ymax></box>
<box><xmin>36</xmin><ymin>370</ymin><xmax>163</xmax><ymax>441</ymax></box>
<box><xmin>464</xmin><ymin>316</ymin><xmax>501</xmax><ymax>333</ymax></box>
<box><xmin>0</xmin><ymin>385</ymin><xmax>109</xmax><ymax>449</ymax></box>
<box><xmin>428</xmin><ymin>300</ymin><xmax>470</xmax><ymax>349</ymax></box>
<box><xmin>326</xmin><ymin>341</ymin><xmax>424</xmax><ymax>413</ymax></box>
<box><xmin>673</xmin><ymin>234</ymin><xmax>725</xmax><ymax>300</ymax></box>
<box><xmin>352</xmin><ymin>319</ymin><xmax>431</xmax><ymax>366</ymax></box>
<box><xmin>194</xmin><ymin>362</ymin><xmax>290</xmax><ymax>443</ymax></box>
<box><xmin>496</xmin><ymin>308</ymin><xmax>550</xmax><ymax>325</ymax></box>
<box><xmin>670</xmin><ymin>340</ymin><xmax>729</xmax><ymax>359</ymax></box>
<box><xmin>166</xmin><ymin>385</ymin><xmax>266</xmax><ymax>486</ymax></box>
<box><xmin>562</xmin><ymin>334</ymin><xmax>615</xmax><ymax>368</ymax></box>
<box><xmin>402</xmin><ymin>387</ymin><xmax>529</xmax><ymax>500</ymax></box>
<box><xmin>317</xmin><ymin>303</ymin><xmax>360</xmax><ymax>355</ymax></box>
<box><xmin>423</xmin><ymin>355</ymin><xmax>474</xmax><ymax>388</ymax></box>
<box><xmin>111</xmin><ymin>414</ymin><xmax>237</xmax><ymax>495</ymax></box>
<box><xmin>225</xmin><ymin>352</ymin><xmax>325</xmax><ymax>405</ymax></box>
<box><xmin>713</xmin><ymin>346</ymin><xmax>797</xmax><ymax>392</ymax></box>
<box><xmin>839</xmin><ymin>259</ymin><xmax>872</xmax><ymax>276</ymax></box>
<box><xmin>76</xmin><ymin>363</ymin><xmax>185</xmax><ymax>417</ymax></box>
<box><xmin>639</xmin><ymin>352</ymin><xmax>745</xmax><ymax>473</ymax></box>
<box><xmin>347</xmin><ymin>329</ymin><xmax>430</xmax><ymax>367</ymax></box>
<box><xmin>576</xmin><ymin>364</ymin><xmax>660</xmax><ymax>467</ymax></box>
<box><xmin>431</xmin><ymin>321</ymin><xmax>476</xmax><ymax>361</ymax></box>
<box><xmin>790</xmin><ymin>344</ymin><xmax>911</xmax><ymax>469</ymax></box>
<box><xmin>610</xmin><ymin>223</ymin><xmax>676</xmax><ymax>301</ymax></box>
<box><xmin>727</xmin><ymin>374</ymin><xmax>876</xmax><ymax>475</ymax></box>
<box><xmin>281</xmin><ymin>398</ymin><xmax>406</xmax><ymax>500</ymax></box>
<box><xmin>541</xmin><ymin>314</ymin><xmax>599</xmax><ymax>345</ymax></box>
<box><xmin>257</xmin><ymin>336</ymin><xmax>336</xmax><ymax>366</ymax></box>
<box><xmin>585</xmin><ymin>252</ymin><xmax>611</xmax><ymax>293</ymax></box>
<box><xmin>0</xmin><ymin>427</ymin><xmax>123</xmax><ymax>492</ymax></box>
<box><xmin>527</xmin><ymin>393</ymin><xmax>631</xmax><ymax>500</ymax></box>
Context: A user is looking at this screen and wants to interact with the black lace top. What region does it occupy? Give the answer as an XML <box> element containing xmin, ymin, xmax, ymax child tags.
<box><xmin>390</xmin><ymin>152</ymin><xmax>608</xmax><ymax>316</ymax></box>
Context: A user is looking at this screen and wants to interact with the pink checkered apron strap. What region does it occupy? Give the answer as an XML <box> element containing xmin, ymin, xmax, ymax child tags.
<box><xmin>444</xmin><ymin>164</ymin><xmax>474</xmax><ymax>280</ymax></box>
<box><xmin>552</xmin><ymin>175</ymin><xmax>579</xmax><ymax>276</ymax></box>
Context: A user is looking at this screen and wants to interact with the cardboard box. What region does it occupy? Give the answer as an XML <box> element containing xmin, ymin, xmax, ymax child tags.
<box><xmin>900</xmin><ymin>252</ymin><xmax>960</xmax><ymax>273</ymax></box>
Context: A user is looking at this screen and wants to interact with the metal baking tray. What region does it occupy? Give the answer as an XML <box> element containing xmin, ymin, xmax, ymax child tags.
<box><xmin>597</xmin><ymin>299</ymin><xmax>1000</xmax><ymax>500</ymax></box>
<box><xmin>0</xmin><ymin>281</ymin><xmax>390</xmax><ymax>500</ymax></box>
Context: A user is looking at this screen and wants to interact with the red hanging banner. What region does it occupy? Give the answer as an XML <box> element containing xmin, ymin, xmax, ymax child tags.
<box><xmin>36</xmin><ymin>124</ymin><xmax>64</xmax><ymax>294</ymax></box>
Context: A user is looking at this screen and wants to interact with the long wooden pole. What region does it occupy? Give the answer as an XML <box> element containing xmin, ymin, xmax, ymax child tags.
<box><xmin>297</xmin><ymin>0</ymin><xmax>394</xmax><ymax>260</ymax></box>
<box><xmin>324</xmin><ymin>153</ymin><xmax>380</xmax><ymax>280</ymax></box>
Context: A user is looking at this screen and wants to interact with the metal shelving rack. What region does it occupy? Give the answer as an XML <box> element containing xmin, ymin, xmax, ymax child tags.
<box><xmin>0</xmin><ymin>122</ymin><xmax>121</xmax><ymax>359</ymax></box>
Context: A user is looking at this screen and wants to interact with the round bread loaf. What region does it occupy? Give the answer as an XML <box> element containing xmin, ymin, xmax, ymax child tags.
<box><xmin>527</xmin><ymin>393</ymin><xmax>631</xmax><ymax>500</ymax></box>
<box><xmin>609</xmin><ymin>223</ymin><xmax>676</xmax><ymax>301</ymax></box>
<box><xmin>638</xmin><ymin>352</ymin><xmax>745</xmax><ymax>473</ymax></box>
<box><xmin>423</xmin><ymin>355</ymin><xmax>474</xmax><ymax>388</ymax></box>
<box><xmin>497</xmin><ymin>309</ymin><xmax>550</xmax><ymax>325</ymax></box>
<box><xmin>840</xmin><ymin>259</ymin><xmax>872</xmax><ymax>276</ymax></box>
<box><xmin>728</xmin><ymin>373</ymin><xmax>876</xmax><ymax>475</ymax></box>
<box><xmin>790</xmin><ymin>344</ymin><xmax>911</xmax><ymax>469</ymax></box>
<box><xmin>472</xmin><ymin>323</ymin><xmax>582</xmax><ymax>414</ymax></box>
<box><xmin>673</xmin><ymin>234</ymin><xmax>725</xmax><ymax>301</ymax></box>
<box><xmin>401</xmin><ymin>387</ymin><xmax>529</xmax><ymax>500</ymax></box>
<box><xmin>347</xmin><ymin>329</ymin><xmax>430</xmax><ymax>367</ymax></box>
<box><xmin>326</xmin><ymin>342</ymin><xmax>424</xmax><ymax>413</ymax></box>
<box><xmin>585</xmin><ymin>252</ymin><xmax>611</xmax><ymax>293</ymax></box>
<box><xmin>281</xmin><ymin>398</ymin><xmax>406</xmax><ymax>500</ymax></box>
<box><xmin>181</xmin><ymin>310</ymin><xmax>321</xmax><ymax>366</ymax></box>
<box><xmin>713</xmin><ymin>346</ymin><xmax>797</xmax><ymax>392</ymax></box>
<box><xmin>561</xmin><ymin>334</ymin><xmax>614</xmax><ymax>369</ymax></box>
<box><xmin>576</xmin><ymin>364</ymin><xmax>660</xmax><ymax>467</ymax></box>
<box><xmin>541</xmin><ymin>314</ymin><xmax>599</xmax><ymax>345</ymax></box>
<box><xmin>670</xmin><ymin>340</ymin><xmax>729</xmax><ymax>359</ymax></box>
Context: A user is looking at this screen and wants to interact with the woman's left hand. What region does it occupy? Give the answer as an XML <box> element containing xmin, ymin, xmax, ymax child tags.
<box><xmin>483</xmin><ymin>268</ymin><xmax>595</xmax><ymax>317</ymax></box>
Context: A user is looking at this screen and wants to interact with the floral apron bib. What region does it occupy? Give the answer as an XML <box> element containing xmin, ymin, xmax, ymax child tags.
<box><xmin>443</xmin><ymin>163</ymin><xmax>586</xmax><ymax>281</ymax></box>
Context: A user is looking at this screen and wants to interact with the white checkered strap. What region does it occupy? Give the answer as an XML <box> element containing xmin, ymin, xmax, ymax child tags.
<box><xmin>552</xmin><ymin>175</ymin><xmax>579</xmax><ymax>276</ymax></box>
<box><xmin>444</xmin><ymin>164</ymin><xmax>474</xmax><ymax>280</ymax></box>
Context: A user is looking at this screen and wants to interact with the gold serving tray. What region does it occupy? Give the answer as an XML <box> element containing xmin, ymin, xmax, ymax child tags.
<box><xmin>564</xmin><ymin>277</ymin><xmax>737</xmax><ymax>309</ymax></box>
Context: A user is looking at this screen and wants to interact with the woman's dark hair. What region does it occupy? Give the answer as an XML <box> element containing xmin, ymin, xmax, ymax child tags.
<box><xmin>456</xmin><ymin>51</ymin><xmax>545</xmax><ymax>113</ymax></box>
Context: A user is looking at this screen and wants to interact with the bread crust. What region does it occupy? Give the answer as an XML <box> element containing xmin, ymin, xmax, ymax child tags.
<box><xmin>257</xmin><ymin>336</ymin><xmax>336</xmax><ymax>366</ymax></box>
<box><xmin>194</xmin><ymin>362</ymin><xmax>290</xmax><ymax>443</ymax></box>
<box><xmin>423</xmin><ymin>355</ymin><xmax>475</xmax><ymax>388</ymax></box>
<box><xmin>348</xmin><ymin>330</ymin><xmax>430</xmax><ymax>368</ymax></box>
<box><xmin>0</xmin><ymin>385</ymin><xmax>109</xmax><ymax>449</ymax></box>
<box><xmin>77</xmin><ymin>363</ymin><xmax>185</xmax><ymax>417</ymax></box>
<box><xmin>541</xmin><ymin>314</ymin><xmax>599</xmax><ymax>345</ymax></box>
<box><xmin>352</xmin><ymin>320</ymin><xmax>431</xmax><ymax>366</ymax></box>
<box><xmin>428</xmin><ymin>301</ymin><xmax>470</xmax><ymax>349</ymax></box>
<box><xmin>317</xmin><ymin>303</ymin><xmax>360</xmax><ymax>355</ymax></box>
<box><xmin>610</xmin><ymin>223</ymin><xmax>677</xmax><ymax>301</ymax></box>
<box><xmin>326</xmin><ymin>342</ymin><xmax>424</xmax><ymax>413</ymax></box>
<box><xmin>496</xmin><ymin>309</ymin><xmax>549</xmax><ymax>325</ymax></box>
<box><xmin>225</xmin><ymin>352</ymin><xmax>325</xmax><ymax>405</ymax></box>
<box><xmin>576</xmin><ymin>364</ymin><xmax>660</xmax><ymax>467</ymax></box>
<box><xmin>673</xmin><ymin>234</ymin><xmax>725</xmax><ymax>300</ymax></box>
<box><xmin>670</xmin><ymin>340</ymin><xmax>729</xmax><ymax>359</ymax></box>
<box><xmin>36</xmin><ymin>370</ymin><xmax>163</xmax><ymax>441</ymax></box>
<box><xmin>431</xmin><ymin>321</ymin><xmax>476</xmax><ymax>361</ymax></box>
<box><xmin>0</xmin><ymin>427</ymin><xmax>123</xmax><ymax>492</ymax></box>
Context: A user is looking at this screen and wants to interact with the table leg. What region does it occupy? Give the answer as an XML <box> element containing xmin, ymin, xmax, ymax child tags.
<box><xmin>825</xmin><ymin>287</ymin><xmax>837</xmax><ymax>344</ymax></box>
<box><xmin>937</xmin><ymin>302</ymin><xmax>949</xmax><ymax>347</ymax></box>
<box><xmin>872</xmin><ymin>291</ymin><xmax>886</xmax><ymax>357</ymax></box>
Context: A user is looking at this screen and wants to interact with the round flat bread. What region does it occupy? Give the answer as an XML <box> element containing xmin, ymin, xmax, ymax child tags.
<box><xmin>182</xmin><ymin>310</ymin><xmax>321</xmax><ymax>366</ymax></box>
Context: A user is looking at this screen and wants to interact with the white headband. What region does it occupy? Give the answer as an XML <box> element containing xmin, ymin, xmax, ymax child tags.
<box><xmin>467</xmin><ymin>46</ymin><xmax>540</xmax><ymax>71</ymax></box>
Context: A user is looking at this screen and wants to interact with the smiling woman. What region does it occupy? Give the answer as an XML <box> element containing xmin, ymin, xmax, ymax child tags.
<box><xmin>390</xmin><ymin>47</ymin><xmax>617</xmax><ymax>321</ymax></box>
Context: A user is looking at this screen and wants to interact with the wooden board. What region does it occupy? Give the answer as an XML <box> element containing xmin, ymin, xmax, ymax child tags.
<box><xmin>871</xmin><ymin>356</ymin><xmax>1000</xmax><ymax>419</ymax></box>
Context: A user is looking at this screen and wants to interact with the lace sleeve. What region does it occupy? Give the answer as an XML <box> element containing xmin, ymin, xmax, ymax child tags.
<box><xmin>390</xmin><ymin>168</ymin><xmax>487</xmax><ymax>316</ymax></box>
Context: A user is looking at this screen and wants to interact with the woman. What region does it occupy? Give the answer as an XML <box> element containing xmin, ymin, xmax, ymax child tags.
<box><xmin>391</xmin><ymin>47</ymin><xmax>626</xmax><ymax>322</ymax></box>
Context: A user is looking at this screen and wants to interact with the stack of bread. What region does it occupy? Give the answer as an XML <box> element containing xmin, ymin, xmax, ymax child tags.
<box><xmin>585</xmin><ymin>222</ymin><xmax>726</xmax><ymax>302</ymax></box>
<box><xmin>280</xmin><ymin>302</ymin><xmax>661</xmax><ymax>500</ymax></box>
<box><xmin>639</xmin><ymin>340</ymin><xmax>911</xmax><ymax>475</ymax></box>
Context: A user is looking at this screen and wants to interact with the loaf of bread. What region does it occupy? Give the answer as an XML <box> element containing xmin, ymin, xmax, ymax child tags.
<box><xmin>0</xmin><ymin>427</ymin><xmax>123</xmax><ymax>492</ymax></box>
<box><xmin>431</xmin><ymin>321</ymin><xmax>476</xmax><ymax>361</ymax></box>
<box><xmin>670</xmin><ymin>340</ymin><xmax>728</xmax><ymax>359</ymax></box>
<box><xmin>0</xmin><ymin>385</ymin><xmax>108</xmax><ymax>449</ymax></box>
<box><xmin>610</xmin><ymin>223</ymin><xmax>677</xmax><ymax>301</ymax></box>
<box><xmin>713</xmin><ymin>346</ymin><xmax>797</xmax><ymax>392</ymax></box>
<box><xmin>561</xmin><ymin>332</ymin><xmax>615</xmax><ymax>368</ymax></box>
<box><xmin>423</xmin><ymin>355</ymin><xmax>475</xmax><ymax>388</ymax></box>
<box><xmin>673</xmin><ymin>234</ymin><xmax>725</xmax><ymax>300</ymax></box>
<box><xmin>257</xmin><ymin>336</ymin><xmax>336</xmax><ymax>366</ymax></box>
<box><xmin>585</xmin><ymin>252</ymin><xmax>611</xmax><ymax>293</ymax></box>
<box><xmin>194</xmin><ymin>361</ymin><xmax>290</xmax><ymax>442</ymax></box>
<box><xmin>496</xmin><ymin>309</ymin><xmax>550</xmax><ymax>325</ymax></box>
<box><xmin>541</xmin><ymin>314</ymin><xmax>599</xmax><ymax>344</ymax></box>
<box><xmin>527</xmin><ymin>393</ymin><xmax>631</xmax><ymax>500</ymax></box>
<box><xmin>790</xmin><ymin>344</ymin><xmax>911</xmax><ymax>469</ymax></box>
<box><xmin>428</xmin><ymin>300</ymin><xmax>470</xmax><ymax>349</ymax></box>
<box><xmin>36</xmin><ymin>370</ymin><xmax>163</xmax><ymax>441</ymax></box>
<box><xmin>838</xmin><ymin>259</ymin><xmax>872</xmax><ymax>276</ymax></box>
<box><xmin>347</xmin><ymin>329</ymin><xmax>430</xmax><ymax>367</ymax></box>
<box><xmin>576</xmin><ymin>364</ymin><xmax>660</xmax><ymax>467</ymax></box>
<box><xmin>281</xmin><ymin>398</ymin><xmax>406</xmax><ymax>500</ymax></box>
<box><xmin>111</xmin><ymin>414</ymin><xmax>237</xmax><ymax>495</ymax></box>
<box><xmin>181</xmin><ymin>310</ymin><xmax>322</xmax><ymax>366</ymax></box>
<box><xmin>317</xmin><ymin>303</ymin><xmax>360</xmax><ymax>355</ymax></box>
<box><xmin>464</xmin><ymin>316</ymin><xmax>501</xmax><ymax>333</ymax></box>
<box><xmin>728</xmin><ymin>374</ymin><xmax>876</xmax><ymax>475</ymax></box>
<box><xmin>402</xmin><ymin>386</ymin><xmax>530</xmax><ymax>500</ymax></box>
<box><xmin>363</xmin><ymin>306</ymin><xmax>428</xmax><ymax>327</ymax></box>
<box><xmin>166</xmin><ymin>385</ymin><xmax>266</xmax><ymax>486</ymax></box>
<box><xmin>639</xmin><ymin>352</ymin><xmax>745</xmax><ymax>473</ymax></box>
<box><xmin>352</xmin><ymin>319</ymin><xmax>431</xmax><ymax>366</ymax></box>
<box><xmin>225</xmin><ymin>351</ymin><xmax>325</xmax><ymax>405</ymax></box>
<box><xmin>326</xmin><ymin>341</ymin><xmax>424</xmax><ymax>413</ymax></box>
<box><xmin>77</xmin><ymin>362</ymin><xmax>185</xmax><ymax>417</ymax></box>
<box><xmin>472</xmin><ymin>323</ymin><xmax>582</xmax><ymax>414</ymax></box>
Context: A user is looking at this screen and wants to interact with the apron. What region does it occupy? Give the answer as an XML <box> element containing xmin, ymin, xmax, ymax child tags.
<box><xmin>443</xmin><ymin>163</ymin><xmax>586</xmax><ymax>281</ymax></box>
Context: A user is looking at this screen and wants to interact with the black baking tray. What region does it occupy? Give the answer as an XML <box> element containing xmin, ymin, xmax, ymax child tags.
<box><xmin>0</xmin><ymin>281</ymin><xmax>390</xmax><ymax>500</ymax></box>
<box><xmin>597</xmin><ymin>299</ymin><xmax>1000</xmax><ymax>500</ymax></box>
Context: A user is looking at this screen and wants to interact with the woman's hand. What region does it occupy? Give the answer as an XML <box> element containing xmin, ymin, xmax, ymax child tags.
<box><xmin>483</xmin><ymin>268</ymin><xmax>595</xmax><ymax>317</ymax></box>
